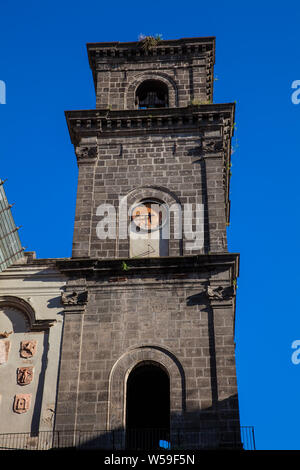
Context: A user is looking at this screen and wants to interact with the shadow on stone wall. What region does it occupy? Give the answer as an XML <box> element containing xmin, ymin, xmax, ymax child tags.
<box><xmin>31</xmin><ymin>332</ymin><xmax>49</xmax><ymax>434</ymax></box>
<box><xmin>51</xmin><ymin>395</ymin><xmax>245</xmax><ymax>451</ymax></box>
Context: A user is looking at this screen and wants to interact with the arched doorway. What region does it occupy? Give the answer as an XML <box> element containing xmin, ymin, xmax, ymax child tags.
<box><xmin>126</xmin><ymin>362</ymin><xmax>170</xmax><ymax>449</ymax></box>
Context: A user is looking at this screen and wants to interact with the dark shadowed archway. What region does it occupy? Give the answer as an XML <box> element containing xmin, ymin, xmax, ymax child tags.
<box><xmin>135</xmin><ymin>79</ymin><xmax>169</xmax><ymax>109</ymax></box>
<box><xmin>126</xmin><ymin>362</ymin><xmax>170</xmax><ymax>449</ymax></box>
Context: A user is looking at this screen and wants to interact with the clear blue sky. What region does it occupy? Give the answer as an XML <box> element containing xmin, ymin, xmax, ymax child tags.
<box><xmin>1</xmin><ymin>0</ymin><xmax>300</xmax><ymax>450</ymax></box>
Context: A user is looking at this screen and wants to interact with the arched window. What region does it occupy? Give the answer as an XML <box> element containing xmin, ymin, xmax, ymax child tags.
<box><xmin>129</xmin><ymin>199</ymin><xmax>169</xmax><ymax>258</ymax></box>
<box><xmin>135</xmin><ymin>80</ymin><xmax>168</xmax><ymax>109</ymax></box>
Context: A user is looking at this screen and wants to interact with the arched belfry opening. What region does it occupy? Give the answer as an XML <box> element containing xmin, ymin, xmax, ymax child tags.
<box><xmin>126</xmin><ymin>362</ymin><xmax>170</xmax><ymax>449</ymax></box>
<box><xmin>135</xmin><ymin>80</ymin><xmax>169</xmax><ymax>109</ymax></box>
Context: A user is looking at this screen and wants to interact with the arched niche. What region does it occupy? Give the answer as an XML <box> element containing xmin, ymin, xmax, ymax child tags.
<box><xmin>129</xmin><ymin>198</ymin><xmax>169</xmax><ymax>258</ymax></box>
<box><xmin>0</xmin><ymin>296</ymin><xmax>54</xmax><ymax>332</ymax></box>
<box><xmin>119</xmin><ymin>186</ymin><xmax>183</xmax><ymax>258</ymax></box>
<box><xmin>0</xmin><ymin>297</ymin><xmax>35</xmax><ymax>333</ymax></box>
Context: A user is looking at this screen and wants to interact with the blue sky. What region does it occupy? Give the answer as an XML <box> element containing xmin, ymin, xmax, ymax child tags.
<box><xmin>1</xmin><ymin>0</ymin><xmax>300</xmax><ymax>450</ymax></box>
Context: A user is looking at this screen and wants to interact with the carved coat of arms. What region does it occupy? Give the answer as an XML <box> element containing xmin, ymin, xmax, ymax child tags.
<box><xmin>20</xmin><ymin>340</ymin><xmax>37</xmax><ymax>358</ymax></box>
<box><xmin>13</xmin><ymin>394</ymin><xmax>32</xmax><ymax>414</ymax></box>
<box><xmin>17</xmin><ymin>367</ymin><xmax>34</xmax><ymax>386</ymax></box>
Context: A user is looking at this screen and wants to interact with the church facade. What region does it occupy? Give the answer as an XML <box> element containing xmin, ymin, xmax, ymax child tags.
<box><xmin>0</xmin><ymin>36</ymin><xmax>247</xmax><ymax>450</ymax></box>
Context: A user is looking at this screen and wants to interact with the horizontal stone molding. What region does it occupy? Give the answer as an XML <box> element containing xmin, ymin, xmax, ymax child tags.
<box><xmin>65</xmin><ymin>104</ymin><xmax>235</xmax><ymax>146</ymax></box>
<box><xmin>87</xmin><ymin>37</ymin><xmax>215</xmax><ymax>70</ymax></box>
<box><xmin>56</xmin><ymin>253</ymin><xmax>239</xmax><ymax>280</ymax></box>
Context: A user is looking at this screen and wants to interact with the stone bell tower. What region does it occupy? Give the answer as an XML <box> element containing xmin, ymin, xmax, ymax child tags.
<box><xmin>55</xmin><ymin>36</ymin><xmax>241</xmax><ymax>449</ymax></box>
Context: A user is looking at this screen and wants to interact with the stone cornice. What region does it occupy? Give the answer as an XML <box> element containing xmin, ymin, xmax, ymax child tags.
<box><xmin>87</xmin><ymin>36</ymin><xmax>215</xmax><ymax>69</ymax></box>
<box><xmin>56</xmin><ymin>254</ymin><xmax>239</xmax><ymax>319</ymax></box>
<box><xmin>65</xmin><ymin>104</ymin><xmax>235</xmax><ymax>146</ymax></box>
<box><xmin>56</xmin><ymin>253</ymin><xmax>239</xmax><ymax>281</ymax></box>
<box><xmin>0</xmin><ymin>261</ymin><xmax>67</xmax><ymax>281</ymax></box>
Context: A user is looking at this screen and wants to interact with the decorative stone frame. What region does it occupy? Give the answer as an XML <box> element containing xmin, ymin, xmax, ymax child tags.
<box><xmin>0</xmin><ymin>296</ymin><xmax>55</xmax><ymax>331</ymax></box>
<box><xmin>126</xmin><ymin>73</ymin><xmax>178</xmax><ymax>110</ymax></box>
<box><xmin>107</xmin><ymin>346</ymin><xmax>185</xmax><ymax>431</ymax></box>
<box><xmin>118</xmin><ymin>186</ymin><xmax>183</xmax><ymax>258</ymax></box>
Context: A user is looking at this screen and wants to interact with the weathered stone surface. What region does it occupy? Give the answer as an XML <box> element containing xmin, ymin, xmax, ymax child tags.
<box><xmin>0</xmin><ymin>340</ymin><xmax>10</xmax><ymax>365</ymax></box>
<box><xmin>55</xmin><ymin>255</ymin><xmax>240</xmax><ymax>432</ymax></box>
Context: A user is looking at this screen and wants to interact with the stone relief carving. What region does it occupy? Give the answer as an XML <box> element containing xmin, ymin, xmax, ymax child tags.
<box><xmin>61</xmin><ymin>291</ymin><xmax>88</xmax><ymax>306</ymax></box>
<box><xmin>202</xmin><ymin>139</ymin><xmax>223</xmax><ymax>153</ymax></box>
<box><xmin>0</xmin><ymin>331</ymin><xmax>12</xmax><ymax>338</ymax></box>
<box><xmin>206</xmin><ymin>285</ymin><xmax>234</xmax><ymax>300</ymax></box>
<box><xmin>0</xmin><ymin>340</ymin><xmax>11</xmax><ymax>365</ymax></box>
<box><xmin>13</xmin><ymin>394</ymin><xmax>31</xmax><ymax>414</ymax></box>
<box><xmin>17</xmin><ymin>367</ymin><xmax>34</xmax><ymax>386</ymax></box>
<box><xmin>20</xmin><ymin>340</ymin><xmax>37</xmax><ymax>358</ymax></box>
<box><xmin>42</xmin><ymin>405</ymin><xmax>55</xmax><ymax>425</ymax></box>
<box><xmin>75</xmin><ymin>146</ymin><xmax>97</xmax><ymax>160</ymax></box>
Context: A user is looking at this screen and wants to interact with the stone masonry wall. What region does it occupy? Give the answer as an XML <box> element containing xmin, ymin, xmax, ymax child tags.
<box><xmin>95</xmin><ymin>57</ymin><xmax>209</xmax><ymax>110</ymax></box>
<box><xmin>72</xmin><ymin>129</ymin><xmax>228</xmax><ymax>259</ymax></box>
<box><xmin>54</xmin><ymin>263</ymin><xmax>239</xmax><ymax>434</ymax></box>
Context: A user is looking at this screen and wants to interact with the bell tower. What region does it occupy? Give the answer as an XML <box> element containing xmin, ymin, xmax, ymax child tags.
<box><xmin>55</xmin><ymin>37</ymin><xmax>242</xmax><ymax>449</ymax></box>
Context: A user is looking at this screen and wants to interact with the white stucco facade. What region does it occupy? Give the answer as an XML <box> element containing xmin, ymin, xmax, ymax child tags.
<box><xmin>0</xmin><ymin>253</ymin><xmax>66</xmax><ymax>436</ymax></box>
